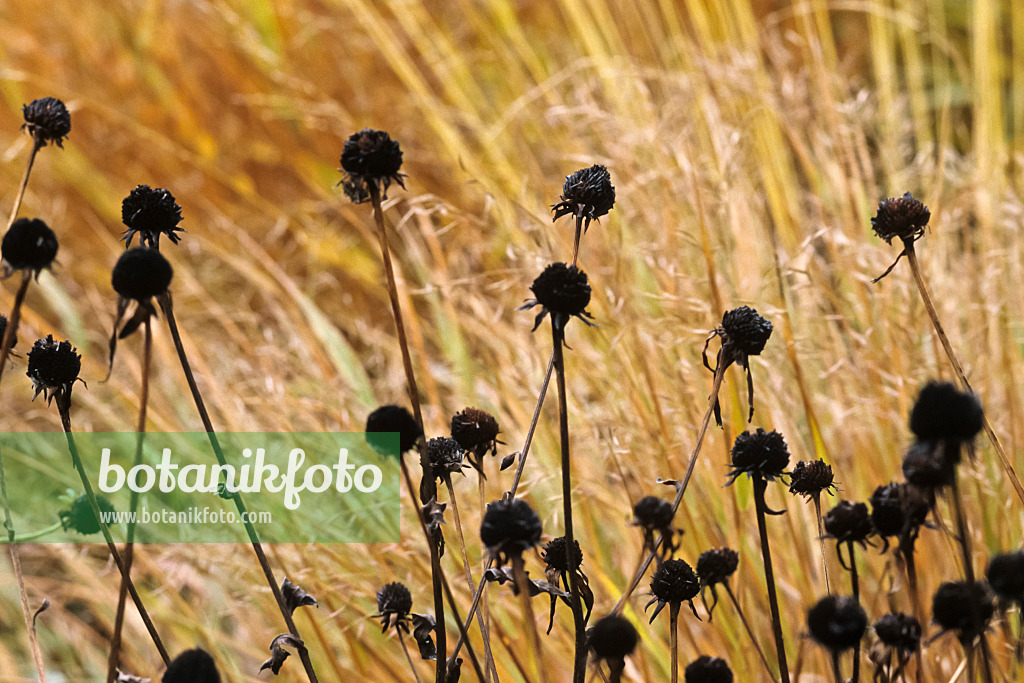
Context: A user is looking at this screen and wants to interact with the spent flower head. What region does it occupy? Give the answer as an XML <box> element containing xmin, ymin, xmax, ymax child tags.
<box><xmin>871</xmin><ymin>193</ymin><xmax>930</xmax><ymax>246</ymax></box>
<box><xmin>542</xmin><ymin>535</ymin><xmax>583</xmax><ymax>574</ymax></box>
<box><xmin>646</xmin><ymin>558</ymin><xmax>700</xmax><ymax>622</ymax></box>
<box><xmin>552</xmin><ymin>164</ymin><xmax>615</xmax><ymax>227</ymax></box>
<box><xmin>684</xmin><ymin>656</ymin><xmax>733</xmax><ymax>683</ymax></box>
<box><xmin>586</xmin><ymin>613</ymin><xmax>639</xmax><ymax>671</ymax></box>
<box><xmin>480</xmin><ymin>498</ymin><xmax>542</xmax><ymax>566</ymax></box>
<box><xmin>704</xmin><ymin>306</ymin><xmax>772</xmax><ymax>424</ymax></box>
<box><xmin>807</xmin><ymin>595</ymin><xmax>868</xmax><ymax>654</ymax></box>
<box><xmin>727</xmin><ymin>428</ymin><xmax>789</xmax><ymax>485</ymax></box>
<box><xmin>788</xmin><ymin>459</ymin><xmax>836</xmax><ymax>500</ymax></box>
<box><xmin>365</xmin><ymin>405</ymin><xmax>422</xmax><ymax>456</ymax></box>
<box><xmin>932</xmin><ymin>581</ymin><xmax>994</xmax><ymax>644</ymax></box>
<box><xmin>696</xmin><ymin>547</ymin><xmax>739</xmax><ymax>619</ymax></box>
<box><xmin>21</xmin><ymin>97</ymin><xmax>71</xmax><ymax>148</ymax></box>
<box><xmin>121</xmin><ymin>185</ymin><xmax>184</xmax><ymax>248</ymax></box>
<box><xmin>112</xmin><ymin>248</ymin><xmax>173</xmax><ymax>302</ymax></box>
<box><xmin>450</xmin><ymin>407</ymin><xmax>500</xmax><ymax>469</ymax></box>
<box><xmin>2</xmin><ymin>217</ymin><xmax>58</xmax><ymax>277</ymax></box>
<box><xmin>909</xmin><ymin>381</ymin><xmax>983</xmax><ymax>445</ymax></box>
<box><xmin>519</xmin><ymin>262</ymin><xmax>594</xmax><ymax>332</ymax></box>
<box><xmin>426</xmin><ymin>436</ymin><xmax>467</xmax><ymax>481</ymax></box>
<box><xmin>27</xmin><ymin>335</ymin><xmax>81</xmax><ymax>404</ymax></box>
<box><xmin>339</xmin><ymin>128</ymin><xmax>405</xmax><ymax>200</ymax></box>
<box><xmin>163</xmin><ymin>648</ymin><xmax>220</xmax><ymax>683</ymax></box>
<box><xmin>869</xmin><ymin>482</ymin><xmax>928</xmax><ymax>554</ymax></box>
<box><xmin>986</xmin><ymin>551</ymin><xmax>1024</xmax><ymax>606</ymax></box>
<box><xmin>376</xmin><ymin>581</ymin><xmax>413</xmax><ymax>633</ymax></box>
<box><xmin>873</xmin><ymin>612</ymin><xmax>921</xmax><ymax>655</ymax></box>
<box><xmin>632</xmin><ymin>495</ymin><xmax>679</xmax><ymax>559</ymax></box>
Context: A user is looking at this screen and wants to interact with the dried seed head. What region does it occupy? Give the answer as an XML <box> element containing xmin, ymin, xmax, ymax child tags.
<box><xmin>986</xmin><ymin>551</ymin><xmax>1024</xmax><ymax>605</ymax></box>
<box><xmin>873</xmin><ymin>612</ymin><xmax>922</xmax><ymax>654</ymax></box>
<box><xmin>376</xmin><ymin>581</ymin><xmax>413</xmax><ymax>631</ymax></box>
<box><xmin>696</xmin><ymin>548</ymin><xmax>739</xmax><ymax>587</ymax></box>
<box><xmin>163</xmin><ymin>648</ymin><xmax>220</xmax><ymax>683</ymax></box>
<box><xmin>720</xmin><ymin>306</ymin><xmax>772</xmax><ymax>357</ymax></box>
<box><xmin>684</xmin><ymin>656</ymin><xmax>733</xmax><ymax>683</ymax></box>
<box><xmin>2</xmin><ymin>217</ymin><xmax>58</xmax><ymax>273</ymax></box>
<box><xmin>869</xmin><ymin>483</ymin><xmax>927</xmax><ymax>541</ymax></box>
<box><xmin>788</xmin><ymin>459</ymin><xmax>835</xmax><ymax>499</ymax></box>
<box><xmin>427</xmin><ymin>436</ymin><xmax>466</xmax><ymax>479</ymax></box>
<box><xmin>587</xmin><ymin>614</ymin><xmax>639</xmax><ymax>661</ymax></box>
<box><xmin>480</xmin><ymin>498</ymin><xmax>542</xmax><ymax>563</ymax></box>
<box><xmin>450</xmin><ymin>407</ymin><xmax>500</xmax><ymax>453</ymax></box>
<box><xmin>932</xmin><ymin>581</ymin><xmax>994</xmax><ymax>644</ymax></box>
<box><xmin>21</xmin><ymin>97</ymin><xmax>71</xmax><ymax>148</ymax></box>
<box><xmin>650</xmin><ymin>558</ymin><xmax>700</xmax><ymax>604</ymax></box>
<box><xmin>632</xmin><ymin>496</ymin><xmax>674</xmax><ymax>532</ymax></box>
<box><xmin>902</xmin><ymin>440</ymin><xmax>956</xmax><ymax>490</ymax></box>
<box><xmin>871</xmin><ymin>193</ymin><xmax>930</xmax><ymax>245</ymax></box>
<box><xmin>121</xmin><ymin>185</ymin><xmax>184</xmax><ymax>248</ymax></box>
<box><xmin>542</xmin><ymin>536</ymin><xmax>584</xmax><ymax>573</ymax></box>
<box><xmin>0</xmin><ymin>315</ymin><xmax>16</xmax><ymax>350</ymax></box>
<box><xmin>727</xmin><ymin>428</ymin><xmax>789</xmax><ymax>484</ymax></box>
<box><xmin>365</xmin><ymin>405</ymin><xmax>422</xmax><ymax>456</ymax></box>
<box><xmin>909</xmin><ymin>382</ymin><xmax>983</xmax><ymax>444</ymax></box>
<box><xmin>112</xmin><ymin>247</ymin><xmax>173</xmax><ymax>301</ymax></box>
<box><xmin>551</xmin><ymin>165</ymin><xmax>615</xmax><ymax>224</ymax></box>
<box><xmin>59</xmin><ymin>494</ymin><xmax>115</xmax><ymax>535</ymax></box>
<box><xmin>824</xmin><ymin>500</ymin><xmax>873</xmax><ymax>546</ymax></box>
<box><xmin>27</xmin><ymin>335</ymin><xmax>81</xmax><ymax>402</ymax></box>
<box><xmin>521</xmin><ymin>262</ymin><xmax>593</xmax><ymax>330</ymax></box>
<box><xmin>339</xmin><ymin>128</ymin><xmax>405</xmax><ymax>198</ymax></box>
<box><xmin>807</xmin><ymin>595</ymin><xmax>868</xmax><ymax>654</ymax></box>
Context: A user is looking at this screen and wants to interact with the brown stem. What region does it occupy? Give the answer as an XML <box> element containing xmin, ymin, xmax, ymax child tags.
<box><xmin>830</xmin><ymin>651</ymin><xmax>842</xmax><ymax>683</ymax></box>
<box><xmin>613</xmin><ymin>357</ymin><xmax>727</xmax><ymax>614</ymax></box>
<box><xmin>813</xmin><ymin>495</ymin><xmax>831</xmax><ymax>595</ymax></box>
<box><xmin>478</xmin><ymin>475</ymin><xmax>497</xmax><ymax>683</ymax></box>
<box><xmin>0</xmin><ymin>271</ymin><xmax>32</xmax><ymax>387</ymax></box>
<box><xmin>56</xmin><ymin>397</ymin><xmax>170</xmax><ymax>665</ymax></box>
<box><xmin>156</xmin><ymin>293</ymin><xmax>318</xmax><ymax>682</ymax></box>
<box><xmin>724</xmin><ymin>581</ymin><xmax>775</xmax><ymax>679</ymax></box>
<box><xmin>753</xmin><ymin>477</ymin><xmax>790</xmax><ymax>682</ymax></box>
<box><xmin>513</xmin><ymin>555</ymin><xmax>548</xmax><ymax>683</ymax></box>
<box><xmin>669</xmin><ymin>602</ymin><xmax>680</xmax><ymax>683</ymax></box>
<box><xmin>949</xmin><ymin>473</ymin><xmax>993</xmax><ymax>683</ymax></box>
<box><xmin>506</xmin><ymin>352</ymin><xmax>555</xmax><ymax>501</ymax></box>
<box><xmin>1</xmin><ymin>445</ymin><xmax>48</xmax><ymax>682</ymax></box>
<box><xmin>904</xmin><ymin>244</ymin><xmax>1024</xmax><ymax>507</ymax></box>
<box><xmin>399</xmin><ymin>628</ymin><xmax>424</xmax><ymax>683</ymax></box>
<box><xmin>6</xmin><ymin>141</ymin><xmax>40</xmax><ymax>230</ymax></box>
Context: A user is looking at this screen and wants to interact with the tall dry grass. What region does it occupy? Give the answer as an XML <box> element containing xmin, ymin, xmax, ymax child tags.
<box><xmin>1</xmin><ymin>0</ymin><xmax>1023</xmax><ymax>680</ymax></box>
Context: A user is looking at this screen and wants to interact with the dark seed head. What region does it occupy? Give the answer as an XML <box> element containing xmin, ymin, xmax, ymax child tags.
<box><xmin>450</xmin><ymin>407</ymin><xmax>500</xmax><ymax>452</ymax></box>
<box><xmin>909</xmin><ymin>382</ymin><xmax>983</xmax><ymax>444</ymax></box>
<box><xmin>21</xmin><ymin>97</ymin><xmax>71</xmax><ymax>148</ymax></box>
<box><xmin>529</xmin><ymin>262</ymin><xmax>592</xmax><ymax>319</ymax></box>
<box><xmin>788</xmin><ymin>459</ymin><xmax>835</xmax><ymax>499</ymax></box>
<box><xmin>986</xmin><ymin>551</ymin><xmax>1024</xmax><ymax>605</ymax></box>
<box><xmin>59</xmin><ymin>494</ymin><xmax>115</xmax><ymax>535</ymax></box>
<box><xmin>870</xmin><ymin>483</ymin><xmax>927</xmax><ymax>539</ymax></box>
<box><xmin>587</xmin><ymin>614</ymin><xmax>639</xmax><ymax>661</ymax></box>
<box><xmin>873</xmin><ymin>612</ymin><xmax>921</xmax><ymax>654</ymax></box>
<box><xmin>365</xmin><ymin>405</ymin><xmax>422</xmax><ymax>456</ymax></box>
<box><xmin>339</xmin><ymin>128</ymin><xmax>405</xmax><ymax>197</ymax></box>
<box><xmin>684</xmin><ymin>656</ymin><xmax>733</xmax><ymax>683</ymax></box>
<box><xmin>551</xmin><ymin>164</ymin><xmax>615</xmax><ymax>223</ymax></box>
<box><xmin>650</xmin><ymin>558</ymin><xmax>700</xmax><ymax>604</ymax></box>
<box><xmin>427</xmin><ymin>436</ymin><xmax>465</xmax><ymax>479</ymax></box>
<box><xmin>163</xmin><ymin>648</ymin><xmax>220</xmax><ymax>683</ymax></box>
<box><xmin>542</xmin><ymin>536</ymin><xmax>583</xmax><ymax>573</ymax></box>
<box><xmin>871</xmin><ymin>193</ymin><xmax>930</xmax><ymax>245</ymax></box>
<box><xmin>376</xmin><ymin>581</ymin><xmax>413</xmax><ymax>620</ymax></box>
<box><xmin>121</xmin><ymin>185</ymin><xmax>184</xmax><ymax>248</ymax></box>
<box><xmin>932</xmin><ymin>581</ymin><xmax>994</xmax><ymax>644</ymax></box>
<box><xmin>2</xmin><ymin>218</ymin><xmax>58</xmax><ymax>273</ymax></box>
<box><xmin>27</xmin><ymin>335</ymin><xmax>81</xmax><ymax>401</ymax></box>
<box><xmin>632</xmin><ymin>496</ymin><xmax>674</xmax><ymax>532</ymax></box>
<box><xmin>902</xmin><ymin>440</ymin><xmax>956</xmax><ymax>490</ymax></box>
<box><xmin>0</xmin><ymin>315</ymin><xmax>16</xmax><ymax>350</ymax></box>
<box><xmin>824</xmin><ymin>500</ymin><xmax>873</xmax><ymax>546</ymax></box>
<box><xmin>807</xmin><ymin>595</ymin><xmax>868</xmax><ymax>653</ymax></box>
<box><xmin>720</xmin><ymin>306</ymin><xmax>772</xmax><ymax>357</ymax></box>
<box><xmin>727</xmin><ymin>428</ymin><xmax>789</xmax><ymax>483</ymax></box>
<box><xmin>112</xmin><ymin>247</ymin><xmax>173</xmax><ymax>301</ymax></box>
<box><xmin>480</xmin><ymin>498</ymin><xmax>542</xmax><ymax>562</ymax></box>
<box><xmin>696</xmin><ymin>548</ymin><xmax>739</xmax><ymax>587</ymax></box>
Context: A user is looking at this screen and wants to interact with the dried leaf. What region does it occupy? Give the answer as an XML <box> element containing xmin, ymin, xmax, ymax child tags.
<box><xmin>483</xmin><ymin>567</ymin><xmax>568</xmax><ymax>599</ymax></box>
<box><xmin>422</xmin><ymin>497</ymin><xmax>446</xmax><ymax>557</ymax></box>
<box><xmin>260</xmin><ymin>633</ymin><xmax>304</xmax><ymax>675</ymax></box>
<box><xmin>116</xmin><ymin>672</ymin><xmax>150</xmax><ymax>683</ymax></box>
<box><xmin>281</xmin><ymin>577</ymin><xmax>318</xmax><ymax>616</ymax></box>
<box><xmin>446</xmin><ymin>656</ymin><xmax>462</xmax><ymax>682</ymax></box>
<box><xmin>32</xmin><ymin>598</ymin><xmax>50</xmax><ymax>629</ymax></box>
<box><xmin>411</xmin><ymin>613</ymin><xmax>437</xmax><ymax>660</ymax></box>
<box><xmin>500</xmin><ymin>452</ymin><xmax>518</xmax><ymax>471</ymax></box>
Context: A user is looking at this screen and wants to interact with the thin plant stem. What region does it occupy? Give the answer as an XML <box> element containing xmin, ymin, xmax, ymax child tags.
<box><xmin>830</xmin><ymin>651</ymin><xmax>842</xmax><ymax>683</ymax></box>
<box><xmin>107</xmin><ymin>318</ymin><xmax>151</xmax><ymax>683</ymax></box>
<box><xmin>1</xmin><ymin>445</ymin><xmax>48</xmax><ymax>683</ymax></box>
<box><xmin>0</xmin><ymin>271</ymin><xmax>32</xmax><ymax>386</ymax></box>
<box><xmin>551</xmin><ymin>321</ymin><xmax>586</xmax><ymax>682</ymax></box>
<box><xmin>753</xmin><ymin>476</ymin><xmax>790</xmax><ymax>682</ymax></box>
<box><xmin>398</xmin><ymin>629</ymin><xmax>423</xmax><ymax>683</ymax></box>
<box><xmin>506</xmin><ymin>352</ymin><xmax>554</xmax><ymax>500</ymax></box>
<box><xmin>613</xmin><ymin>357</ymin><xmax>727</xmax><ymax>615</ymax></box>
<box><xmin>56</xmin><ymin>396</ymin><xmax>170</xmax><ymax>665</ymax></box>
<box><xmin>845</xmin><ymin>541</ymin><xmax>861</xmax><ymax>683</ymax></box>
<box><xmin>813</xmin><ymin>495</ymin><xmax>831</xmax><ymax>594</ymax></box>
<box><xmin>478</xmin><ymin>474</ymin><xmax>497</xmax><ymax>683</ymax></box>
<box><xmin>902</xmin><ymin>547</ymin><xmax>923</xmax><ymax>627</ymax></box>
<box><xmin>723</xmin><ymin>581</ymin><xmax>775</xmax><ymax>679</ymax></box>
<box><xmin>903</xmin><ymin>244</ymin><xmax>1024</xmax><ymax>507</ymax></box>
<box><xmin>948</xmin><ymin>473</ymin><xmax>993</xmax><ymax>683</ymax></box>
<box><xmin>12</xmin><ymin>520</ymin><xmax>62</xmax><ymax>541</ymax></box>
<box><xmin>6</xmin><ymin>141</ymin><xmax>40</xmax><ymax>230</ymax></box>
<box><xmin>156</xmin><ymin>293</ymin><xmax>318</xmax><ymax>682</ymax></box>
<box><xmin>669</xmin><ymin>602</ymin><xmax>680</xmax><ymax>683</ymax></box>
<box><xmin>513</xmin><ymin>555</ymin><xmax>548</xmax><ymax>683</ymax></box>
<box><xmin>572</xmin><ymin>211</ymin><xmax>583</xmax><ymax>266</ymax></box>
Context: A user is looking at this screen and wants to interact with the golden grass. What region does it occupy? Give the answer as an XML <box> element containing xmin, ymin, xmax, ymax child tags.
<box><xmin>1</xmin><ymin>0</ymin><xmax>1023</xmax><ymax>680</ymax></box>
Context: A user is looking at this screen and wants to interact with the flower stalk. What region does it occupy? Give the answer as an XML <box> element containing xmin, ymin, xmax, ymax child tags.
<box><xmin>0</xmin><ymin>272</ymin><xmax>31</xmax><ymax>385</ymax></box>
<box><xmin>753</xmin><ymin>477</ymin><xmax>790</xmax><ymax>682</ymax></box>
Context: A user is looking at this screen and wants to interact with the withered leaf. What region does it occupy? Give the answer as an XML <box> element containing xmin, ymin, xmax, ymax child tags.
<box><xmin>411</xmin><ymin>613</ymin><xmax>437</xmax><ymax>660</ymax></box>
<box><xmin>281</xmin><ymin>577</ymin><xmax>318</xmax><ymax>616</ymax></box>
<box><xmin>422</xmin><ymin>497</ymin><xmax>446</xmax><ymax>557</ymax></box>
<box><xmin>483</xmin><ymin>567</ymin><xmax>569</xmax><ymax>599</ymax></box>
<box><xmin>116</xmin><ymin>672</ymin><xmax>150</xmax><ymax>683</ymax></box>
<box><xmin>446</xmin><ymin>656</ymin><xmax>462</xmax><ymax>682</ymax></box>
<box><xmin>499</xmin><ymin>452</ymin><xmax>518</xmax><ymax>471</ymax></box>
<box><xmin>32</xmin><ymin>598</ymin><xmax>50</xmax><ymax>629</ymax></box>
<box><xmin>260</xmin><ymin>633</ymin><xmax>304</xmax><ymax>675</ymax></box>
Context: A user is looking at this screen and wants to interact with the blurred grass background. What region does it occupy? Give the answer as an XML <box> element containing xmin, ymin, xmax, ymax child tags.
<box><xmin>2</xmin><ymin>0</ymin><xmax>1024</xmax><ymax>680</ymax></box>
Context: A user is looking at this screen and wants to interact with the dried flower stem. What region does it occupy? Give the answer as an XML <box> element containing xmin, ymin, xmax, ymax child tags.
<box><xmin>512</xmin><ymin>555</ymin><xmax>548</xmax><ymax>683</ymax></box>
<box><xmin>613</xmin><ymin>356</ymin><xmax>727</xmax><ymax>614</ymax></box>
<box><xmin>0</xmin><ymin>272</ymin><xmax>32</xmax><ymax>386</ymax></box>
<box><xmin>812</xmin><ymin>495</ymin><xmax>831</xmax><ymax>594</ymax></box>
<box><xmin>723</xmin><ymin>582</ymin><xmax>775</xmax><ymax>679</ymax></box>
<box><xmin>506</xmin><ymin>353</ymin><xmax>554</xmax><ymax>500</ymax></box>
<box><xmin>830</xmin><ymin>651</ymin><xmax>842</xmax><ymax>683</ymax></box>
<box><xmin>669</xmin><ymin>602</ymin><xmax>680</xmax><ymax>683</ymax></box>
<box><xmin>478</xmin><ymin>475</ymin><xmax>497</xmax><ymax>683</ymax></box>
<box><xmin>948</xmin><ymin>473</ymin><xmax>993</xmax><ymax>683</ymax></box>
<box><xmin>56</xmin><ymin>396</ymin><xmax>170</xmax><ymax>665</ymax></box>
<box><xmin>156</xmin><ymin>293</ymin><xmax>318</xmax><ymax>683</ymax></box>
<box><xmin>753</xmin><ymin>476</ymin><xmax>790</xmax><ymax>682</ymax></box>
<box><xmin>398</xmin><ymin>629</ymin><xmax>423</xmax><ymax>683</ymax></box>
<box><xmin>1</xmin><ymin>446</ymin><xmax>48</xmax><ymax>683</ymax></box>
<box><xmin>6</xmin><ymin>141</ymin><xmax>40</xmax><ymax>230</ymax></box>
<box><xmin>904</xmin><ymin>245</ymin><xmax>1024</xmax><ymax>507</ymax></box>
<box><xmin>107</xmin><ymin>318</ymin><xmax>152</xmax><ymax>683</ymax></box>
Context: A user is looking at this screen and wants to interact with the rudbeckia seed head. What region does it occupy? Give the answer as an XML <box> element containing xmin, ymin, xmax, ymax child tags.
<box><xmin>480</xmin><ymin>498</ymin><xmax>542</xmax><ymax>563</ymax></box>
<box><xmin>807</xmin><ymin>595</ymin><xmax>868</xmax><ymax>654</ymax></box>
<box><xmin>720</xmin><ymin>306</ymin><xmax>773</xmax><ymax>357</ymax></box>
<box><xmin>789</xmin><ymin>459</ymin><xmax>835</xmax><ymax>499</ymax></box>
<box><xmin>27</xmin><ymin>335</ymin><xmax>81</xmax><ymax>402</ymax></box>
<box><xmin>427</xmin><ymin>436</ymin><xmax>466</xmax><ymax>479</ymax></box>
<box><xmin>112</xmin><ymin>247</ymin><xmax>173</xmax><ymax>301</ymax></box>
<box><xmin>121</xmin><ymin>185</ymin><xmax>184</xmax><ymax>248</ymax></box>
<box><xmin>365</xmin><ymin>405</ymin><xmax>422</xmax><ymax>456</ymax></box>
<box><xmin>902</xmin><ymin>440</ymin><xmax>956</xmax><ymax>490</ymax></box>
<box><xmin>2</xmin><ymin>218</ymin><xmax>58</xmax><ymax>274</ymax></box>
<box><xmin>932</xmin><ymin>581</ymin><xmax>994</xmax><ymax>644</ymax></box>
<box><xmin>632</xmin><ymin>495</ymin><xmax>674</xmax><ymax>532</ymax></box>
<box><xmin>873</xmin><ymin>612</ymin><xmax>922</xmax><ymax>654</ymax></box>
<box><xmin>551</xmin><ymin>164</ymin><xmax>615</xmax><ymax>223</ymax></box>
<box><xmin>684</xmin><ymin>656</ymin><xmax>733</xmax><ymax>683</ymax></box>
<box><xmin>376</xmin><ymin>581</ymin><xmax>413</xmax><ymax>631</ymax></box>
<box><xmin>339</xmin><ymin>128</ymin><xmax>405</xmax><ymax>199</ymax></box>
<box><xmin>450</xmin><ymin>407</ymin><xmax>500</xmax><ymax>453</ymax></box>
<box><xmin>871</xmin><ymin>193</ymin><xmax>930</xmax><ymax>245</ymax></box>
<box><xmin>21</xmin><ymin>97</ymin><xmax>71</xmax><ymax>148</ymax></box>
<box><xmin>696</xmin><ymin>548</ymin><xmax>739</xmax><ymax>587</ymax></box>
<box><xmin>727</xmin><ymin>428</ymin><xmax>789</xmax><ymax>483</ymax></box>
<box><xmin>986</xmin><ymin>551</ymin><xmax>1024</xmax><ymax>606</ymax></box>
<box><xmin>586</xmin><ymin>614</ymin><xmax>639</xmax><ymax>661</ymax></box>
<box><xmin>909</xmin><ymin>381</ymin><xmax>983</xmax><ymax>444</ymax></box>
<box><xmin>824</xmin><ymin>500</ymin><xmax>873</xmax><ymax>546</ymax></box>
<box><xmin>650</xmin><ymin>558</ymin><xmax>700</xmax><ymax>604</ymax></box>
<box><xmin>163</xmin><ymin>648</ymin><xmax>220</xmax><ymax>683</ymax></box>
<box><xmin>521</xmin><ymin>262</ymin><xmax>593</xmax><ymax>330</ymax></box>
<box><xmin>542</xmin><ymin>536</ymin><xmax>583</xmax><ymax>573</ymax></box>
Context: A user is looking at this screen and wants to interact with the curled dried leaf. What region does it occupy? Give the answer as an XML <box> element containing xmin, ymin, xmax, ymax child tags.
<box><xmin>260</xmin><ymin>633</ymin><xmax>304</xmax><ymax>675</ymax></box>
<box><xmin>483</xmin><ymin>566</ymin><xmax>569</xmax><ymax>599</ymax></box>
<box><xmin>422</xmin><ymin>497</ymin><xmax>446</xmax><ymax>557</ymax></box>
<box><xmin>411</xmin><ymin>613</ymin><xmax>437</xmax><ymax>660</ymax></box>
<box><xmin>32</xmin><ymin>598</ymin><xmax>50</xmax><ymax>629</ymax></box>
<box><xmin>282</xmin><ymin>577</ymin><xmax>318</xmax><ymax>616</ymax></box>
<box><xmin>500</xmin><ymin>452</ymin><xmax>518</xmax><ymax>471</ymax></box>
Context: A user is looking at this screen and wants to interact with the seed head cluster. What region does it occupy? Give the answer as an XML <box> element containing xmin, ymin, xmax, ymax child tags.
<box><xmin>871</xmin><ymin>192</ymin><xmax>930</xmax><ymax>245</ymax></box>
<box><xmin>2</xmin><ymin>217</ymin><xmax>59</xmax><ymax>274</ymax></box>
<box><xmin>521</xmin><ymin>262</ymin><xmax>593</xmax><ymax>330</ymax></box>
<box><xmin>807</xmin><ymin>595</ymin><xmax>867</xmax><ymax>654</ymax></box>
<box><xmin>480</xmin><ymin>498</ymin><xmax>542</xmax><ymax>564</ymax></box>
<box><xmin>365</xmin><ymin>405</ymin><xmax>422</xmax><ymax>456</ymax></box>
<box><xmin>121</xmin><ymin>185</ymin><xmax>184</xmax><ymax>248</ymax></box>
<box><xmin>684</xmin><ymin>656</ymin><xmax>733</xmax><ymax>683</ymax></box>
<box><xmin>339</xmin><ymin>128</ymin><xmax>405</xmax><ymax>199</ymax></box>
<box><xmin>551</xmin><ymin>164</ymin><xmax>615</xmax><ymax>225</ymax></box>
<box><xmin>788</xmin><ymin>459</ymin><xmax>835</xmax><ymax>499</ymax></box>
<box><xmin>21</xmin><ymin>97</ymin><xmax>71</xmax><ymax>148</ymax></box>
<box><xmin>112</xmin><ymin>247</ymin><xmax>173</xmax><ymax>301</ymax></box>
<box><xmin>27</xmin><ymin>335</ymin><xmax>81</xmax><ymax>402</ymax></box>
<box><xmin>727</xmin><ymin>428</ymin><xmax>789</xmax><ymax>484</ymax></box>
